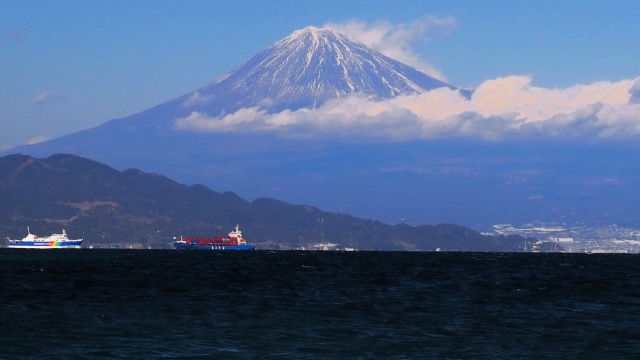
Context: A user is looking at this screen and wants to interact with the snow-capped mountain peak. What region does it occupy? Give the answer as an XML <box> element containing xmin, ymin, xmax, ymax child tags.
<box><xmin>185</xmin><ymin>26</ymin><xmax>461</xmax><ymax>115</ymax></box>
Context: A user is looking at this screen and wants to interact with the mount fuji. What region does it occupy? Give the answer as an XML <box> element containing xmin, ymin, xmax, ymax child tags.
<box><xmin>51</xmin><ymin>26</ymin><xmax>465</xmax><ymax>135</ymax></box>
<box><xmin>5</xmin><ymin>27</ymin><xmax>640</xmax><ymax>229</ymax></box>
<box><xmin>5</xmin><ymin>26</ymin><xmax>466</xmax><ymax>169</ymax></box>
<box><xmin>180</xmin><ymin>26</ymin><xmax>468</xmax><ymax>114</ymax></box>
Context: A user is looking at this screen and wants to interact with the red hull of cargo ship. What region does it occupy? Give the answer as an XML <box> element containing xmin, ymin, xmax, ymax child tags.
<box><xmin>173</xmin><ymin>225</ymin><xmax>256</xmax><ymax>250</ymax></box>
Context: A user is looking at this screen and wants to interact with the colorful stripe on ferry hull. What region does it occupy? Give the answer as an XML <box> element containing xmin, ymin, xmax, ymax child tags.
<box><xmin>7</xmin><ymin>240</ymin><xmax>83</xmax><ymax>248</ymax></box>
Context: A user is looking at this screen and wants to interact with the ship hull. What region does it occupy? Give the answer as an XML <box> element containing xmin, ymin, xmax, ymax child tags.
<box><xmin>173</xmin><ymin>242</ymin><xmax>255</xmax><ymax>251</ymax></box>
<box><xmin>7</xmin><ymin>240</ymin><xmax>83</xmax><ymax>249</ymax></box>
<box><xmin>173</xmin><ymin>225</ymin><xmax>255</xmax><ymax>250</ymax></box>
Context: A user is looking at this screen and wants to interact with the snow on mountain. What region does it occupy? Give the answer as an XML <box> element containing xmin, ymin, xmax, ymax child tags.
<box><xmin>175</xmin><ymin>26</ymin><xmax>463</xmax><ymax>116</ymax></box>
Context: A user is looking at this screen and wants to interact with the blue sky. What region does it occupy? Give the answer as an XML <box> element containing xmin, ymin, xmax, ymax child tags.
<box><xmin>2</xmin><ymin>0</ymin><xmax>640</xmax><ymax>150</ymax></box>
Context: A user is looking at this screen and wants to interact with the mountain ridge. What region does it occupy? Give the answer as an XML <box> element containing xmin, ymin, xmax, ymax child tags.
<box><xmin>0</xmin><ymin>153</ymin><xmax>529</xmax><ymax>251</ymax></box>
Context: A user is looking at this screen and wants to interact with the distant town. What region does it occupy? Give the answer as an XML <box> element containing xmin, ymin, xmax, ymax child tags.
<box><xmin>486</xmin><ymin>224</ymin><xmax>640</xmax><ymax>253</ymax></box>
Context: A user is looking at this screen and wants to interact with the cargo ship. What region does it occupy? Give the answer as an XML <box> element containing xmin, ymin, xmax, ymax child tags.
<box><xmin>173</xmin><ymin>225</ymin><xmax>256</xmax><ymax>250</ymax></box>
<box><xmin>7</xmin><ymin>227</ymin><xmax>83</xmax><ymax>249</ymax></box>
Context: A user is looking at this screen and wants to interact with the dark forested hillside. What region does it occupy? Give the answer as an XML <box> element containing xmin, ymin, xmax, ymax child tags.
<box><xmin>0</xmin><ymin>154</ymin><xmax>529</xmax><ymax>250</ymax></box>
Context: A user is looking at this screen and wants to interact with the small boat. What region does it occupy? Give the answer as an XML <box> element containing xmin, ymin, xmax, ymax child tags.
<box><xmin>173</xmin><ymin>225</ymin><xmax>256</xmax><ymax>250</ymax></box>
<box><xmin>7</xmin><ymin>227</ymin><xmax>83</xmax><ymax>249</ymax></box>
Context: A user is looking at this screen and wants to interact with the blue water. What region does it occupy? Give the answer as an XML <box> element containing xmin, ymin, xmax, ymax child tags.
<box><xmin>2</xmin><ymin>250</ymin><xmax>639</xmax><ymax>359</ymax></box>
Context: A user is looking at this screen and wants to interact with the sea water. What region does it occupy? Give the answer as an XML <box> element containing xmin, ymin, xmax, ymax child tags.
<box><xmin>1</xmin><ymin>250</ymin><xmax>639</xmax><ymax>359</ymax></box>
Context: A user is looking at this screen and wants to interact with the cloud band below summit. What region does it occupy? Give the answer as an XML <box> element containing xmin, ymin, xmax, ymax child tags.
<box><xmin>175</xmin><ymin>76</ymin><xmax>640</xmax><ymax>141</ymax></box>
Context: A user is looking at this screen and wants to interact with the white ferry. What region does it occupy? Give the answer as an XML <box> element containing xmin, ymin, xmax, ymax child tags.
<box><xmin>7</xmin><ymin>227</ymin><xmax>83</xmax><ymax>249</ymax></box>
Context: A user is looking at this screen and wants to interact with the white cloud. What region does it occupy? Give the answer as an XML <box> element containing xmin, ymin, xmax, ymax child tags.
<box><xmin>26</xmin><ymin>136</ymin><xmax>50</xmax><ymax>145</ymax></box>
<box><xmin>29</xmin><ymin>91</ymin><xmax>64</xmax><ymax>105</ymax></box>
<box><xmin>324</xmin><ymin>16</ymin><xmax>455</xmax><ymax>81</ymax></box>
<box><xmin>181</xmin><ymin>91</ymin><xmax>215</xmax><ymax>107</ymax></box>
<box><xmin>175</xmin><ymin>107</ymin><xmax>272</xmax><ymax>132</ymax></box>
<box><xmin>175</xmin><ymin>75</ymin><xmax>640</xmax><ymax>141</ymax></box>
<box><xmin>421</xmin><ymin>75</ymin><xmax>635</xmax><ymax>122</ymax></box>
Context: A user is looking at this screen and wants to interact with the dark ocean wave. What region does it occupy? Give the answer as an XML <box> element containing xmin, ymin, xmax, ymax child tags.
<box><xmin>1</xmin><ymin>250</ymin><xmax>639</xmax><ymax>359</ymax></box>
